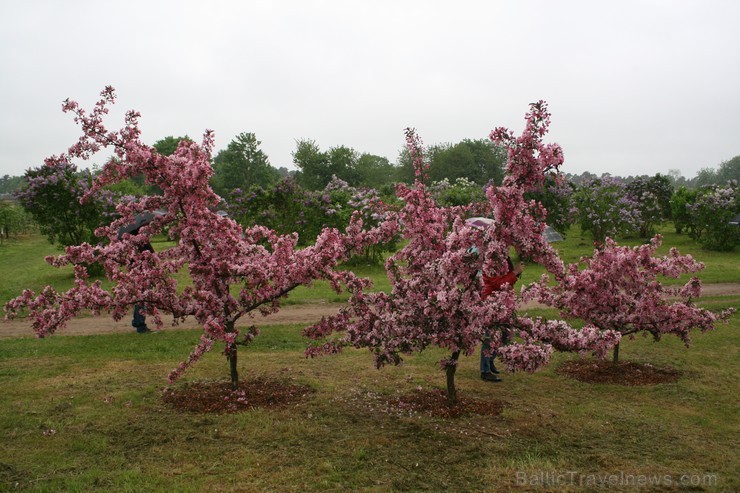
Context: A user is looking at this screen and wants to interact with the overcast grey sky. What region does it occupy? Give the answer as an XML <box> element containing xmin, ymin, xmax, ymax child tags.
<box><xmin>1</xmin><ymin>0</ymin><xmax>738</xmax><ymax>180</ymax></box>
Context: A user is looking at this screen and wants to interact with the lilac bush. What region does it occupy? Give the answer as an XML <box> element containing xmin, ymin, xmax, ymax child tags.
<box><xmin>347</xmin><ymin>185</ymin><xmax>398</xmax><ymax>263</ymax></box>
<box><xmin>226</xmin><ymin>177</ymin><xmax>331</xmax><ymax>245</ymax></box>
<box><xmin>226</xmin><ymin>175</ymin><xmax>397</xmax><ymax>259</ymax></box>
<box><xmin>625</xmin><ymin>176</ymin><xmax>670</xmax><ymax>237</ymax></box>
<box><xmin>429</xmin><ymin>177</ymin><xmax>486</xmax><ymax>207</ymax></box>
<box><xmin>16</xmin><ymin>161</ymin><xmax>126</xmax><ymax>248</ymax></box>
<box><xmin>524</xmin><ymin>175</ymin><xmax>576</xmax><ymax>235</ymax></box>
<box><xmin>627</xmin><ymin>189</ymin><xmax>663</xmax><ymax>237</ymax></box>
<box><xmin>573</xmin><ymin>177</ymin><xmax>641</xmax><ymax>243</ymax></box>
<box><xmin>688</xmin><ymin>184</ymin><xmax>739</xmax><ymax>251</ymax></box>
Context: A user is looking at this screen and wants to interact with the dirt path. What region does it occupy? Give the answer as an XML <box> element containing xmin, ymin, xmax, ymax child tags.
<box><xmin>2</xmin><ymin>283</ymin><xmax>738</xmax><ymax>339</ymax></box>
<box><xmin>0</xmin><ymin>302</ymin><xmax>346</xmax><ymax>339</ymax></box>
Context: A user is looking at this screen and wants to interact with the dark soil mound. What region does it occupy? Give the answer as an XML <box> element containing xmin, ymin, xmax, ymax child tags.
<box><xmin>556</xmin><ymin>360</ymin><xmax>681</xmax><ymax>385</ymax></box>
<box><xmin>162</xmin><ymin>378</ymin><xmax>315</xmax><ymax>413</ymax></box>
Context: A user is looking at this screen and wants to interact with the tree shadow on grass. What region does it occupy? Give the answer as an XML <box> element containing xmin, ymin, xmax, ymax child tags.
<box><xmin>342</xmin><ymin>387</ymin><xmax>504</xmax><ymax>419</ymax></box>
<box><xmin>384</xmin><ymin>388</ymin><xmax>504</xmax><ymax>419</ymax></box>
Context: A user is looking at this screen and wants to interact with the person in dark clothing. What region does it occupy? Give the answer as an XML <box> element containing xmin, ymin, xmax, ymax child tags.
<box><xmin>480</xmin><ymin>256</ymin><xmax>524</xmax><ymax>382</ymax></box>
<box><xmin>130</xmin><ymin>229</ymin><xmax>155</xmax><ymax>334</ymax></box>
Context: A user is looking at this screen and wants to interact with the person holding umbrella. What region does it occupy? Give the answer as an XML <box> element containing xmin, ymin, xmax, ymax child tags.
<box><xmin>130</xmin><ymin>230</ymin><xmax>155</xmax><ymax>333</ymax></box>
<box><xmin>118</xmin><ymin>212</ymin><xmax>162</xmax><ymax>334</ymax></box>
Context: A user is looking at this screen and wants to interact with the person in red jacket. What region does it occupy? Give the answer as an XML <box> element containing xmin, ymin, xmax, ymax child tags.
<box><xmin>480</xmin><ymin>256</ymin><xmax>524</xmax><ymax>382</ymax></box>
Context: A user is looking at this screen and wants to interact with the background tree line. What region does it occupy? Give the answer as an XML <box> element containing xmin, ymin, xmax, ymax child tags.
<box><xmin>5</xmin><ymin>131</ymin><xmax>739</xmax><ymax>253</ymax></box>
<box><xmin>214</xmin><ymin>134</ymin><xmax>507</xmax><ymax>194</ymax></box>
<box><xmin>564</xmin><ymin>154</ymin><xmax>739</xmax><ymax>190</ymax></box>
<box><xmin>3</xmin><ymin>133</ymin><xmax>737</xmax><ymax>197</ymax></box>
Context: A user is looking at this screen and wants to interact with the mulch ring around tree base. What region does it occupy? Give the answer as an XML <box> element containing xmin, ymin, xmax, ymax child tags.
<box><xmin>162</xmin><ymin>378</ymin><xmax>315</xmax><ymax>414</ymax></box>
<box><xmin>386</xmin><ymin>388</ymin><xmax>504</xmax><ymax>419</ymax></box>
<box><xmin>556</xmin><ymin>360</ymin><xmax>681</xmax><ymax>385</ymax></box>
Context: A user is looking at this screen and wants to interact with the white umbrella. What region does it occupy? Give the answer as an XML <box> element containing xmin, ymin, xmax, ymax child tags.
<box><xmin>543</xmin><ymin>225</ymin><xmax>564</xmax><ymax>242</ymax></box>
<box><xmin>465</xmin><ymin>217</ymin><xmax>495</xmax><ymax>229</ymax></box>
<box><xmin>466</xmin><ymin>216</ymin><xmax>564</xmax><ymax>242</ymax></box>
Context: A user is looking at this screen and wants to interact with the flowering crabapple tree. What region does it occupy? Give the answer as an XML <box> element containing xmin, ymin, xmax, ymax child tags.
<box><xmin>526</xmin><ymin>235</ymin><xmax>735</xmax><ymax>363</ymax></box>
<box><xmin>4</xmin><ymin>87</ymin><xmax>395</xmax><ymax>389</ymax></box>
<box><xmin>305</xmin><ymin>102</ymin><xmax>621</xmax><ymax>403</ymax></box>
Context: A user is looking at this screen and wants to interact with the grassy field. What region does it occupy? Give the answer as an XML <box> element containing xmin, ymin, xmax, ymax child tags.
<box><xmin>1</xmin><ymin>224</ymin><xmax>738</xmax><ymax>309</ymax></box>
<box><xmin>0</xmin><ymin>227</ymin><xmax>738</xmax><ymax>491</ymax></box>
<box><xmin>0</xmin><ymin>234</ymin><xmax>388</xmax><ymax>309</ymax></box>
<box><xmin>0</xmin><ymin>311</ymin><xmax>737</xmax><ymax>491</ymax></box>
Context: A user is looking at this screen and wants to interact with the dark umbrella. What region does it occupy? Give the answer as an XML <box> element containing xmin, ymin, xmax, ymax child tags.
<box><xmin>117</xmin><ymin>211</ymin><xmax>165</xmax><ymax>239</ymax></box>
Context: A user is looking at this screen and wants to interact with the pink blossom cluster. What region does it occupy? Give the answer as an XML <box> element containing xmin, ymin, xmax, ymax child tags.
<box><xmin>496</xmin><ymin>343</ymin><xmax>553</xmax><ymax>373</ymax></box>
<box><xmin>4</xmin><ymin>87</ymin><xmax>395</xmax><ymax>383</ymax></box>
<box><xmin>167</xmin><ymin>335</ymin><xmax>215</xmax><ymax>383</ymax></box>
<box><xmin>509</xmin><ymin>318</ymin><xmax>621</xmax><ymax>361</ymax></box>
<box><xmin>526</xmin><ymin>235</ymin><xmax>735</xmax><ymax>349</ymax></box>
<box><xmin>490</xmin><ymin>100</ymin><xmax>564</xmax><ymax>192</ymax></box>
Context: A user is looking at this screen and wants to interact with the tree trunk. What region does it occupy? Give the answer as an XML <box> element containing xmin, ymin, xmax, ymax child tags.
<box><xmin>612</xmin><ymin>342</ymin><xmax>620</xmax><ymax>364</ymax></box>
<box><xmin>445</xmin><ymin>351</ymin><xmax>461</xmax><ymax>404</ymax></box>
<box><xmin>228</xmin><ymin>343</ymin><xmax>238</xmax><ymax>389</ymax></box>
<box><xmin>224</xmin><ymin>318</ymin><xmax>238</xmax><ymax>389</ymax></box>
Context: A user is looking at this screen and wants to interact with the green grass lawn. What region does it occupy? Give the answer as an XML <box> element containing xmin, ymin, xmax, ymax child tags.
<box><xmin>1</xmin><ymin>227</ymin><xmax>738</xmax><ymax>491</ymax></box>
<box><xmin>0</xmin><ymin>309</ymin><xmax>737</xmax><ymax>491</ymax></box>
